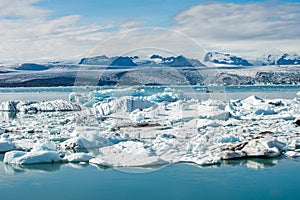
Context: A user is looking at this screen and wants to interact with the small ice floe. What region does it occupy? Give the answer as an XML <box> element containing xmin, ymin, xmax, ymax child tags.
<box><xmin>89</xmin><ymin>141</ymin><xmax>168</xmax><ymax>167</ymax></box>
<box><xmin>64</xmin><ymin>153</ymin><xmax>94</xmax><ymax>163</ymax></box>
<box><xmin>3</xmin><ymin>140</ymin><xmax>61</xmax><ymax>164</ymax></box>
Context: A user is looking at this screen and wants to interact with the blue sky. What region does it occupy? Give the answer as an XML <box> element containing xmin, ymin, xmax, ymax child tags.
<box><xmin>0</xmin><ymin>0</ymin><xmax>300</xmax><ymax>63</ymax></box>
<box><xmin>37</xmin><ymin>0</ymin><xmax>269</xmax><ymax>26</ymax></box>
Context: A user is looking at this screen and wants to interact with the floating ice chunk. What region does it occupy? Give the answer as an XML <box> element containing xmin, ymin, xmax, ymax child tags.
<box><xmin>32</xmin><ymin>140</ymin><xmax>56</xmax><ymax>152</ymax></box>
<box><xmin>64</xmin><ymin>153</ymin><xmax>94</xmax><ymax>163</ymax></box>
<box><xmin>297</xmin><ymin>91</ymin><xmax>300</xmax><ymax>97</ymax></box>
<box><xmin>90</xmin><ymin>141</ymin><xmax>168</xmax><ymax>167</ymax></box>
<box><xmin>0</xmin><ymin>139</ymin><xmax>16</xmax><ymax>152</ymax></box>
<box><xmin>148</xmin><ymin>92</ymin><xmax>179</xmax><ymax>103</ymax></box>
<box><xmin>242</xmin><ymin>138</ymin><xmax>285</xmax><ymax>158</ymax></box>
<box><xmin>94</xmin><ymin>96</ymin><xmax>155</xmax><ymax>117</ymax></box>
<box><xmin>38</xmin><ymin>100</ymin><xmax>81</xmax><ymax>112</ymax></box>
<box><xmin>225</xmin><ymin>95</ymin><xmax>289</xmax><ymax>119</ymax></box>
<box><xmin>4</xmin><ymin>150</ymin><xmax>61</xmax><ymax>164</ymax></box>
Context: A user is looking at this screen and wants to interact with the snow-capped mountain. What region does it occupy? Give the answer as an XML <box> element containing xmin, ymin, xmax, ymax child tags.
<box><xmin>204</xmin><ymin>52</ymin><xmax>253</xmax><ymax>66</ymax></box>
<box><xmin>276</xmin><ymin>54</ymin><xmax>300</xmax><ymax>65</ymax></box>
<box><xmin>149</xmin><ymin>55</ymin><xmax>205</xmax><ymax>67</ymax></box>
<box><xmin>110</xmin><ymin>57</ymin><xmax>137</xmax><ymax>66</ymax></box>
<box><xmin>78</xmin><ymin>55</ymin><xmax>111</xmax><ymax>65</ymax></box>
<box><xmin>78</xmin><ymin>54</ymin><xmax>205</xmax><ymax>67</ymax></box>
<box><xmin>254</xmin><ymin>53</ymin><xmax>300</xmax><ymax>66</ymax></box>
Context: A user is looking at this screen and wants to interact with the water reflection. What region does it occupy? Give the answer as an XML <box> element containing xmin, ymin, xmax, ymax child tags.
<box><xmin>0</xmin><ymin>112</ymin><xmax>17</xmax><ymax>121</ymax></box>
<box><xmin>3</xmin><ymin>163</ymin><xmax>62</xmax><ymax>174</ymax></box>
<box><xmin>223</xmin><ymin>158</ymin><xmax>278</xmax><ymax>169</ymax></box>
<box><xmin>0</xmin><ymin>156</ymin><xmax>288</xmax><ymax>175</ymax></box>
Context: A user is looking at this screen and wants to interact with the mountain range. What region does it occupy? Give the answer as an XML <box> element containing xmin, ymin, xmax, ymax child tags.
<box><xmin>78</xmin><ymin>52</ymin><xmax>300</xmax><ymax>67</ymax></box>
<box><xmin>1</xmin><ymin>52</ymin><xmax>300</xmax><ymax>72</ymax></box>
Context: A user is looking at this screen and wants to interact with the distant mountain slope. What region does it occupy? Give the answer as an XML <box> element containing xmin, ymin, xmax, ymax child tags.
<box><xmin>15</xmin><ymin>63</ymin><xmax>50</xmax><ymax>71</ymax></box>
<box><xmin>109</xmin><ymin>57</ymin><xmax>137</xmax><ymax>66</ymax></box>
<box><xmin>204</xmin><ymin>52</ymin><xmax>253</xmax><ymax>66</ymax></box>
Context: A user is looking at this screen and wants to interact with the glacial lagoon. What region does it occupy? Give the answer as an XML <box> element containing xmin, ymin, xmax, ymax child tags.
<box><xmin>0</xmin><ymin>85</ymin><xmax>300</xmax><ymax>199</ymax></box>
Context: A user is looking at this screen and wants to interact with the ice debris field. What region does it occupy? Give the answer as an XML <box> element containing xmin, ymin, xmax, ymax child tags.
<box><xmin>0</xmin><ymin>87</ymin><xmax>300</xmax><ymax>169</ymax></box>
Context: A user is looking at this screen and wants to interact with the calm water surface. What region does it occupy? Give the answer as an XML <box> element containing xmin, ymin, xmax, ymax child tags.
<box><xmin>0</xmin><ymin>156</ymin><xmax>300</xmax><ymax>200</ymax></box>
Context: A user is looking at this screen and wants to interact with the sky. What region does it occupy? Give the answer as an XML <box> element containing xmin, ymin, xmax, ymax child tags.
<box><xmin>0</xmin><ymin>0</ymin><xmax>300</xmax><ymax>64</ymax></box>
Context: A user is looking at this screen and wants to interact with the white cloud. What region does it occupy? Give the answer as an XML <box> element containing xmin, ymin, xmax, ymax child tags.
<box><xmin>0</xmin><ymin>0</ymin><xmax>113</xmax><ymax>64</ymax></box>
<box><xmin>0</xmin><ymin>0</ymin><xmax>49</xmax><ymax>19</ymax></box>
<box><xmin>119</xmin><ymin>20</ymin><xmax>146</xmax><ymax>29</ymax></box>
<box><xmin>173</xmin><ymin>2</ymin><xmax>300</xmax><ymax>57</ymax></box>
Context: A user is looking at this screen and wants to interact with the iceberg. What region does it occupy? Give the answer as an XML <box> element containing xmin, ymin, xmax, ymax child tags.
<box><xmin>90</xmin><ymin>141</ymin><xmax>168</xmax><ymax>167</ymax></box>
<box><xmin>4</xmin><ymin>150</ymin><xmax>61</xmax><ymax>164</ymax></box>
<box><xmin>3</xmin><ymin>140</ymin><xmax>61</xmax><ymax>164</ymax></box>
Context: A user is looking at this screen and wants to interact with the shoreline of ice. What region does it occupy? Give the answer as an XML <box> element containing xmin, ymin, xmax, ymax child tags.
<box><xmin>0</xmin><ymin>87</ymin><xmax>299</xmax><ymax>169</ymax></box>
